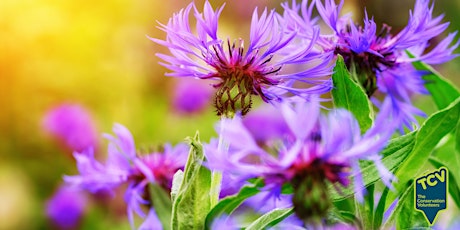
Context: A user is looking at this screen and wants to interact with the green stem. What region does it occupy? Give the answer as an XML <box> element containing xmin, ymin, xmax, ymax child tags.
<box><xmin>210</xmin><ymin>170</ymin><xmax>222</xmax><ymax>207</ymax></box>
<box><xmin>210</xmin><ymin>117</ymin><xmax>229</xmax><ymax>207</ymax></box>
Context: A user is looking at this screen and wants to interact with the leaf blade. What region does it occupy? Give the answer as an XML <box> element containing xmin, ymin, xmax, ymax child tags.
<box><xmin>149</xmin><ymin>183</ymin><xmax>172</xmax><ymax>230</ymax></box>
<box><xmin>205</xmin><ymin>180</ymin><xmax>262</xmax><ymax>229</ymax></box>
<box><xmin>408</xmin><ymin>51</ymin><xmax>460</xmax><ymax>110</ymax></box>
<box><xmin>392</xmin><ymin>98</ymin><xmax>460</xmax><ymax>193</ymax></box>
<box><xmin>171</xmin><ymin>132</ymin><xmax>212</xmax><ymax>230</ymax></box>
<box><xmin>245</xmin><ymin>208</ymin><xmax>294</xmax><ymax>230</ymax></box>
<box><xmin>332</xmin><ymin>55</ymin><xmax>373</xmax><ymax>133</ymax></box>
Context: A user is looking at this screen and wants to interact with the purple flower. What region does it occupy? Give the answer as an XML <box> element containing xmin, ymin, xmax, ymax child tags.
<box><xmin>284</xmin><ymin>0</ymin><xmax>459</xmax><ymax>130</ymax></box>
<box><xmin>172</xmin><ymin>78</ymin><xmax>213</xmax><ymax>115</ymax></box>
<box><xmin>204</xmin><ymin>98</ymin><xmax>396</xmax><ymax>221</ymax></box>
<box><xmin>64</xmin><ymin>123</ymin><xmax>189</xmax><ymax>228</ymax></box>
<box><xmin>151</xmin><ymin>1</ymin><xmax>332</xmax><ymax>116</ymax></box>
<box><xmin>210</xmin><ymin>215</ymin><xmax>240</xmax><ymax>230</ymax></box>
<box><xmin>138</xmin><ymin>209</ymin><xmax>162</xmax><ymax>230</ymax></box>
<box><xmin>242</xmin><ymin>104</ymin><xmax>291</xmax><ymax>144</ymax></box>
<box><xmin>244</xmin><ymin>191</ymin><xmax>293</xmax><ymax>213</ymax></box>
<box><xmin>45</xmin><ymin>185</ymin><xmax>87</xmax><ymax>230</ymax></box>
<box><xmin>219</xmin><ymin>173</ymin><xmax>246</xmax><ymax>198</ymax></box>
<box><xmin>42</xmin><ymin>103</ymin><xmax>98</xmax><ymax>152</ymax></box>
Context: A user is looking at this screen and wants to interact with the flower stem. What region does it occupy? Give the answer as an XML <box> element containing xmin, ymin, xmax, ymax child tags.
<box><xmin>210</xmin><ymin>117</ymin><xmax>228</xmax><ymax>207</ymax></box>
<box><xmin>210</xmin><ymin>171</ymin><xmax>222</xmax><ymax>207</ymax></box>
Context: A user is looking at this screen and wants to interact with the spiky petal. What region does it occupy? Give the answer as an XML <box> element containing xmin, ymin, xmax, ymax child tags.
<box><xmin>152</xmin><ymin>1</ymin><xmax>332</xmax><ymax>116</ymax></box>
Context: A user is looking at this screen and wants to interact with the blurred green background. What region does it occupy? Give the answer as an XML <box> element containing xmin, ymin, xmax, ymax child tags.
<box><xmin>0</xmin><ymin>0</ymin><xmax>458</xmax><ymax>229</ymax></box>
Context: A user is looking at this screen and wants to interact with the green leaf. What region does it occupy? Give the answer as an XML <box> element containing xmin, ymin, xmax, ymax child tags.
<box><xmin>245</xmin><ymin>208</ymin><xmax>294</xmax><ymax>230</ymax></box>
<box><xmin>408</xmin><ymin>51</ymin><xmax>460</xmax><ymax>110</ymax></box>
<box><xmin>428</xmin><ymin>132</ymin><xmax>460</xmax><ymax>209</ymax></box>
<box><xmin>329</xmin><ymin>132</ymin><xmax>416</xmax><ymax>200</ymax></box>
<box><xmin>332</xmin><ymin>198</ymin><xmax>355</xmax><ymax>214</ymax></box>
<box><xmin>392</xmin><ymin>98</ymin><xmax>460</xmax><ymax>194</ymax></box>
<box><xmin>382</xmin><ymin>182</ymin><xmax>412</xmax><ymax>229</ymax></box>
<box><xmin>149</xmin><ymin>183</ymin><xmax>172</xmax><ymax>230</ymax></box>
<box><xmin>383</xmin><ymin>181</ymin><xmax>430</xmax><ymax>229</ymax></box>
<box><xmin>171</xmin><ymin>170</ymin><xmax>184</xmax><ymax>203</ymax></box>
<box><xmin>205</xmin><ymin>179</ymin><xmax>263</xmax><ymax>229</ymax></box>
<box><xmin>373</xmin><ymin>186</ymin><xmax>390</xmax><ymax>229</ymax></box>
<box><xmin>327</xmin><ymin>209</ymin><xmax>362</xmax><ymax>229</ymax></box>
<box><xmin>171</xmin><ymin>132</ymin><xmax>212</xmax><ymax>230</ymax></box>
<box><xmin>398</xmin><ymin>185</ymin><xmax>431</xmax><ymax>229</ymax></box>
<box><xmin>429</xmin><ymin>156</ymin><xmax>460</xmax><ymax>209</ymax></box>
<box><xmin>355</xmin><ymin>185</ymin><xmax>374</xmax><ymax>230</ymax></box>
<box><xmin>429</xmin><ymin>134</ymin><xmax>460</xmax><ymax>189</ymax></box>
<box><xmin>456</xmin><ymin>118</ymin><xmax>460</xmax><ymax>162</ymax></box>
<box><xmin>332</xmin><ymin>55</ymin><xmax>373</xmax><ymax>133</ymax></box>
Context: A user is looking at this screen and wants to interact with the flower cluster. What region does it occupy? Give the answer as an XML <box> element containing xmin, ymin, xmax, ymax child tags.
<box><xmin>205</xmin><ymin>97</ymin><xmax>397</xmax><ymax>222</ymax></box>
<box><xmin>282</xmin><ymin>0</ymin><xmax>459</xmax><ymax>129</ymax></box>
<box><xmin>60</xmin><ymin>0</ymin><xmax>458</xmax><ymax>229</ymax></box>
<box><xmin>150</xmin><ymin>1</ymin><xmax>333</xmax><ymax>117</ymax></box>
<box><xmin>64</xmin><ymin>124</ymin><xmax>189</xmax><ymax>229</ymax></box>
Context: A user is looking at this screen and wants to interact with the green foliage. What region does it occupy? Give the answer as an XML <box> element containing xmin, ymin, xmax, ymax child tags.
<box><xmin>332</xmin><ymin>55</ymin><xmax>374</xmax><ymax>133</ymax></box>
<box><xmin>245</xmin><ymin>208</ymin><xmax>294</xmax><ymax>230</ymax></box>
<box><xmin>171</xmin><ymin>170</ymin><xmax>184</xmax><ymax>203</ymax></box>
<box><xmin>205</xmin><ymin>179</ymin><xmax>263</xmax><ymax>229</ymax></box>
<box><xmin>355</xmin><ymin>185</ymin><xmax>373</xmax><ymax>230</ymax></box>
<box><xmin>171</xmin><ymin>132</ymin><xmax>212</xmax><ymax>230</ymax></box>
<box><xmin>149</xmin><ymin>184</ymin><xmax>173</xmax><ymax>230</ymax></box>
<box><xmin>383</xmin><ymin>181</ymin><xmax>430</xmax><ymax>229</ymax></box>
<box><xmin>456</xmin><ymin>119</ymin><xmax>460</xmax><ymax>154</ymax></box>
<box><xmin>408</xmin><ymin>51</ymin><xmax>460</xmax><ymax>110</ymax></box>
<box><xmin>392</xmin><ymin>98</ymin><xmax>460</xmax><ymax>194</ymax></box>
<box><xmin>429</xmin><ymin>130</ymin><xmax>460</xmax><ymax>209</ymax></box>
<box><xmin>168</xmin><ymin>54</ymin><xmax>460</xmax><ymax>230</ymax></box>
<box><xmin>329</xmin><ymin>132</ymin><xmax>416</xmax><ymax>200</ymax></box>
<box><xmin>327</xmin><ymin>209</ymin><xmax>362</xmax><ymax>228</ymax></box>
<box><xmin>329</xmin><ymin>56</ymin><xmax>460</xmax><ymax>229</ymax></box>
<box><xmin>373</xmin><ymin>186</ymin><xmax>390</xmax><ymax>229</ymax></box>
<box><xmin>430</xmin><ymin>156</ymin><xmax>460</xmax><ymax>208</ymax></box>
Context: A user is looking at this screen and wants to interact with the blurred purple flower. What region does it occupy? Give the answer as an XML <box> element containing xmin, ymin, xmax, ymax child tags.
<box><xmin>172</xmin><ymin>79</ymin><xmax>213</xmax><ymax>115</ymax></box>
<box><xmin>244</xmin><ymin>191</ymin><xmax>293</xmax><ymax>213</ymax></box>
<box><xmin>151</xmin><ymin>1</ymin><xmax>332</xmax><ymax>116</ymax></box>
<box><xmin>283</xmin><ymin>0</ymin><xmax>459</xmax><ymax>130</ymax></box>
<box><xmin>138</xmin><ymin>209</ymin><xmax>162</xmax><ymax>230</ymax></box>
<box><xmin>64</xmin><ymin>123</ymin><xmax>189</xmax><ymax>228</ymax></box>
<box><xmin>204</xmin><ymin>98</ymin><xmax>397</xmax><ymax>221</ymax></box>
<box><xmin>219</xmin><ymin>172</ymin><xmax>246</xmax><ymax>198</ymax></box>
<box><xmin>42</xmin><ymin>103</ymin><xmax>98</xmax><ymax>152</ymax></box>
<box><xmin>210</xmin><ymin>215</ymin><xmax>240</xmax><ymax>230</ymax></box>
<box><xmin>242</xmin><ymin>104</ymin><xmax>291</xmax><ymax>144</ymax></box>
<box><xmin>45</xmin><ymin>185</ymin><xmax>87</xmax><ymax>230</ymax></box>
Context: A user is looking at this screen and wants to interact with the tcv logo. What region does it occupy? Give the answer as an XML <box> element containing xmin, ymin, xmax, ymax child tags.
<box><xmin>414</xmin><ymin>167</ymin><xmax>448</xmax><ymax>226</ymax></box>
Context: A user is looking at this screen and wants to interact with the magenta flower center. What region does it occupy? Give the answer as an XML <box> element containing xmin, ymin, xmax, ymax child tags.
<box><xmin>204</xmin><ymin>40</ymin><xmax>281</xmax><ymax>116</ymax></box>
<box><xmin>335</xmin><ymin>25</ymin><xmax>397</xmax><ymax>96</ymax></box>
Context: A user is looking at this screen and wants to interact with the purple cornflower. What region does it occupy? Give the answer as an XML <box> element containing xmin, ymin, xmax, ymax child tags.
<box><xmin>210</xmin><ymin>215</ymin><xmax>240</xmax><ymax>230</ymax></box>
<box><xmin>172</xmin><ymin>78</ymin><xmax>213</xmax><ymax>115</ymax></box>
<box><xmin>283</xmin><ymin>0</ymin><xmax>459</xmax><ymax>130</ymax></box>
<box><xmin>42</xmin><ymin>103</ymin><xmax>98</xmax><ymax>152</ymax></box>
<box><xmin>64</xmin><ymin>123</ymin><xmax>189</xmax><ymax>228</ymax></box>
<box><xmin>204</xmin><ymin>98</ymin><xmax>396</xmax><ymax>222</ymax></box>
<box><xmin>151</xmin><ymin>1</ymin><xmax>332</xmax><ymax>116</ymax></box>
<box><xmin>45</xmin><ymin>185</ymin><xmax>87</xmax><ymax>230</ymax></box>
<box><xmin>242</xmin><ymin>103</ymin><xmax>291</xmax><ymax>144</ymax></box>
<box><xmin>138</xmin><ymin>208</ymin><xmax>162</xmax><ymax>230</ymax></box>
<box><xmin>244</xmin><ymin>191</ymin><xmax>293</xmax><ymax>213</ymax></box>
